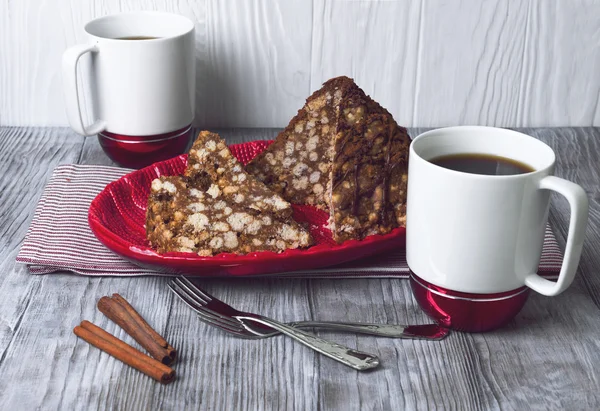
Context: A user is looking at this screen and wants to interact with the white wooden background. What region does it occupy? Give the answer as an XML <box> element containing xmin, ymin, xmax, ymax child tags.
<box><xmin>1</xmin><ymin>0</ymin><xmax>599</xmax><ymax>128</ymax></box>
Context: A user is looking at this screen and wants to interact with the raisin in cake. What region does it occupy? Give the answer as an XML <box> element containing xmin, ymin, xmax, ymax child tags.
<box><xmin>245</xmin><ymin>76</ymin><xmax>410</xmax><ymax>243</ymax></box>
<box><xmin>146</xmin><ymin>133</ymin><xmax>313</xmax><ymax>256</ymax></box>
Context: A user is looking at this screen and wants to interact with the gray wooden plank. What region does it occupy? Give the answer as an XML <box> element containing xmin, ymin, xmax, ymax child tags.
<box><xmin>0</xmin><ymin>127</ymin><xmax>86</xmax><ymax>409</ymax></box>
<box><xmin>0</xmin><ymin>127</ymin><xmax>599</xmax><ymax>411</ymax></box>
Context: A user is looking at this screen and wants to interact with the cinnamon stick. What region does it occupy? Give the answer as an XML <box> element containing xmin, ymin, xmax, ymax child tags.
<box><xmin>74</xmin><ymin>320</ymin><xmax>175</xmax><ymax>384</ymax></box>
<box><xmin>111</xmin><ymin>293</ymin><xmax>177</xmax><ymax>362</ymax></box>
<box><xmin>97</xmin><ymin>296</ymin><xmax>173</xmax><ymax>365</ymax></box>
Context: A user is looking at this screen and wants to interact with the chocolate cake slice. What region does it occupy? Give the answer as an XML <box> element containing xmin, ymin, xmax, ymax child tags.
<box><xmin>146</xmin><ymin>176</ymin><xmax>312</xmax><ymax>255</ymax></box>
<box><xmin>245</xmin><ymin>76</ymin><xmax>410</xmax><ymax>243</ymax></box>
<box><xmin>146</xmin><ymin>131</ymin><xmax>313</xmax><ymax>256</ymax></box>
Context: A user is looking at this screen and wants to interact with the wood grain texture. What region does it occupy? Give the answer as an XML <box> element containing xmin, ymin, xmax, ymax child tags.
<box><xmin>414</xmin><ymin>0</ymin><xmax>529</xmax><ymax>127</ymax></box>
<box><xmin>0</xmin><ymin>127</ymin><xmax>600</xmax><ymax>410</ymax></box>
<box><xmin>517</xmin><ymin>2</ymin><xmax>600</xmax><ymax>127</ymax></box>
<box><xmin>198</xmin><ymin>0</ymin><xmax>312</xmax><ymax>127</ymax></box>
<box><xmin>310</xmin><ymin>0</ymin><xmax>421</xmax><ymax>126</ymax></box>
<box><xmin>2</xmin><ymin>1</ymin><xmax>600</xmax><ymax>128</ymax></box>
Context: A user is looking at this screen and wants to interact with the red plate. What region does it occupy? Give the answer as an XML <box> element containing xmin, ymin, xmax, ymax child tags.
<box><xmin>88</xmin><ymin>140</ymin><xmax>406</xmax><ymax>276</ymax></box>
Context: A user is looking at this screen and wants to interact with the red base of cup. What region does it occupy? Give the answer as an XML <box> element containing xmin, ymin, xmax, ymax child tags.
<box><xmin>409</xmin><ymin>271</ymin><xmax>529</xmax><ymax>333</ymax></box>
<box><xmin>98</xmin><ymin>125</ymin><xmax>193</xmax><ymax>169</ymax></box>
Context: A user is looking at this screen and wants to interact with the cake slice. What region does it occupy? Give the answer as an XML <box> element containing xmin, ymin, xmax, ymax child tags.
<box><xmin>245</xmin><ymin>76</ymin><xmax>410</xmax><ymax>243</ymax></box>
<box><xmin>330</xmin><ymin>114</ymin><xmax>409</xmax><ymax>242</ymax></box>
<box><xmin>146</xmin><ymin>131</ymin><xmax>313</xmax><ymax>256</ymax></box>
<box><xmin>185</xmin><ymin>131</ymin><xmax>292</xmax><ymax>218</ymax></box>
<box><xmin>146</xmin><ymin>176</ymin><xmax>312</xmax><ymax>255</ymax></box>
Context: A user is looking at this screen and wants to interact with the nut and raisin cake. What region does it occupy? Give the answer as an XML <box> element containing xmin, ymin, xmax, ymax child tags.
<box><xmin>245</xmin><ymin>76</ymin><xmax>410</xmax><ymax>243</ymax></box>
<box><xmin>146</xmin><ymin>132</ymin><xmax>313</xmax><ymax>256</ymax></box>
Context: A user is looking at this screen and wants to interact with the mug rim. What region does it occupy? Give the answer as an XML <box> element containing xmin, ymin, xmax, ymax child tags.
<box><xmin>410</xmin><ymin>126</ymin><xmax>556</xmax><ymax>180</ymax></box>
<box><xmin>84</xmin><ymin>11</ymin><xmax>194</xmax><ymax>42</ymax></box>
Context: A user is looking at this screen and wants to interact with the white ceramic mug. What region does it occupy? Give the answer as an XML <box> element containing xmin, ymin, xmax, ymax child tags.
<box><xmin>406</xmin><ymin>126</ymin><xmax>588</xmax><ymax>332</ymax></box>
<box><xmin>62</xmin><ymin>12</ymin><xmax>195</xmax><ymax>138</ymax></box>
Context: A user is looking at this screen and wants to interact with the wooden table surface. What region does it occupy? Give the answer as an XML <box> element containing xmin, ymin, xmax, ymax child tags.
<box><xmin>0</xmin><ymin>127</ymin><xmax>598</xmax><ymax>410</ymax></box>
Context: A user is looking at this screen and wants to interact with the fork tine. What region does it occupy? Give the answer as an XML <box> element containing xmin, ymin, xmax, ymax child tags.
<box><xmin>171</xmin><ymin>279</ymin><xmax>209</xmax><ymax>306</ymax></box>
<box><xmin>194</xmin><ymin>305</ymin><xmax>244</xmax><ymax>329</ymax></box>
<box><xmin>169</xmin><ymin>281</ymin><xmax>249</xmax><ymax>335</ymax></box>
<box><xmin>169</xmin><ymin>280</ymin><xmax>241</xmax><ymax>328</ymax></box>
<box><xmin>168</xmin><ymin>281</ymin><xmax>205</xmax><ymax>314</ymax></box>
<box><xmin>177</xmin><ymin>276</ymin><xmax>215</xmax><ymax>302</ymax></box>
<box><xmin>174</xmin><ymin>277</ymin><xmax>276</xmax><ymax>336</ymax></box>
<box><xmin>196</xmin><ymin>312</ymin><xmax>247</xmax><ymax>334</ymax></box>
<box><xmin>173</xmin><ymin>277</ymin><xmax>210</xmax><ymax>304</ymax></box>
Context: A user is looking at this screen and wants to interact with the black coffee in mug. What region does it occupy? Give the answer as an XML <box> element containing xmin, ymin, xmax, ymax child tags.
<box><xmin>430</xmin><ymin>153</ymin><xmax>535</xmax><ymax>176</ymax></box>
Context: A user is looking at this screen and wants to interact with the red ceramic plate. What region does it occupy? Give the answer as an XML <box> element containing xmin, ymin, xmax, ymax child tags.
<box><xmin>88</xmin><ymin>140</ymin><xmax>406</xmax><ymax>276</ymax></box>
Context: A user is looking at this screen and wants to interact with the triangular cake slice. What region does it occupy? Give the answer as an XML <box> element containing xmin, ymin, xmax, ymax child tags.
<box><xmin>146</xmin><ymin>132</ymin><xmax>313</xmax><ymax>256</ymax></box>
<box><xmin>185</xmin><ymin>131</ymin><xmax>292</xmax><ymax>218</ymax></box>
<box><xmin>245</xmin><ymin>76</ymin><xmax>410</xmax><ymax>243</ymax></box>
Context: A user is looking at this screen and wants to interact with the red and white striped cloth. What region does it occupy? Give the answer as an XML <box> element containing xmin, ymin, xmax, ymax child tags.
<box><xmin>16</xmin><ymin>164</ymin><xmax>564</xmax><ymax>278</ymax></box>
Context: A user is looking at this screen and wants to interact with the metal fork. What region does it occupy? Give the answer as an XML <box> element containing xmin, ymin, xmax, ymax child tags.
<box><xmin>168</xmin><ymin>277</ymin><xmax>380</xmax><ymax>371</ymax></box>
<box><xmin>171</xmin><ymin>277</ymin><xmax>448</xmax><ymax>340</ymax></box>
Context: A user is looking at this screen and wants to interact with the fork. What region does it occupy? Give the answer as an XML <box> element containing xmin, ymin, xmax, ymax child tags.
<box><xmin>168</xmin><ymin>277</ymin><xmax>380</xmax><ymax>371</ymax></box>
<box><xmin>172</xmin><ymin>277</ymin><xmax>448</xmax><ymax>340</ymax></box>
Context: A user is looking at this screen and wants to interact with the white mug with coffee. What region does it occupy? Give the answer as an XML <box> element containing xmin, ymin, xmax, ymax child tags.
<box><xmin>62</xmin><ymin>12</ymin><xmax>195</xmax><ymax>168</ymax></box>
<box><xmin>406</xmin><ymin>126</ymin><xmax>588</xmax><ymax>332</ymax></box>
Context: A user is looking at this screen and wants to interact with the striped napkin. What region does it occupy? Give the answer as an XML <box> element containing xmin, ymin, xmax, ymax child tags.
<box><xmin>16</xmin><ymin>164</ymin><xmax>563</xmax><ymax>278</ymax></box>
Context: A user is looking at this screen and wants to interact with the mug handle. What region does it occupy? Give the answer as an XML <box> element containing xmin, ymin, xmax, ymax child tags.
<box><xmin>62</xmin><ymin>44</ymin><xmax>107</xmax><ymax>136</ymax></box>
<box><xmin>525</xmin><ymin>176</ymin><xmax>589</xmax><ymax>296</ymax></box>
